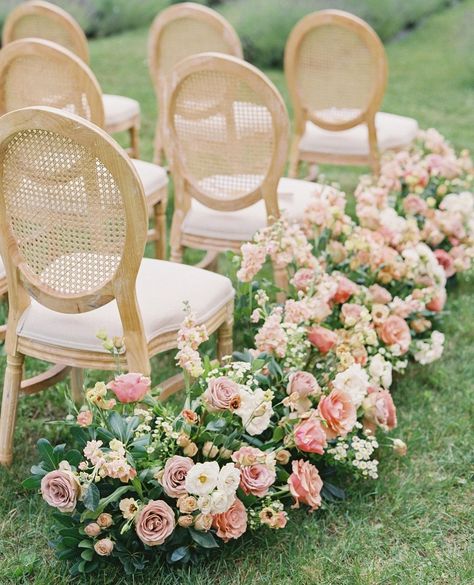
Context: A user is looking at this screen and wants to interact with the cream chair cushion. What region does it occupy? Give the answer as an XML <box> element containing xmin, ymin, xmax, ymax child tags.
<box><xmin>131</xmin><ymin>159</ymin><xmax>168</xmax><ymax>200</ymax></box>
<box><xmin>299</xmin><ymin>112</ymin><xmax>419</xmax><ymax>157</ymax></box>
<box><xmin>16</xmin><ymin>259</ymin><xmax>234</xmax><ymax>353</ymax></box>
<box><xmin>103</xmin><ymin>94</ymin><xmax>140</xmax><ymax>128</ymax></box>
<box><xmin>182</xmin><ymin>177</ymin><xmax>320</xmax><ymax>241</ymax></box>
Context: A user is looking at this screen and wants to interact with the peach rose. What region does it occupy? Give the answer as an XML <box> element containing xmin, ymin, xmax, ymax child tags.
<box><xmin>135</xmin><ymin>500</ymin><xmax>175</xmax><ymax>546</ymax></box>
<box><xmin>212</xmin><ymin>498</ymin><xmax>248</xmax><ymax>542</ymax></box>
<box><xmin>317</xmin><ymin>388</ymin><xmax>357</xmax><ymax>439</ymax></box>
<box><xmin>107</xmin><ymin>373</ymin><xmax>150</xmax><ymax>403</ymax></box>
<box><xmin>84</xmin><ymin>522</ymin><xmax>101</xmax><ymax>537</ymax></box>
<box><xmin>362</xmin><ymin>387</ymin><xmax>397</xmax><ymax>433</ymax></box>
<box><xmin>368</xmin><ymin>284</ymin><xmax>392</xmax><ymax>305</ymax></box>
<box><xmin>203</xmin><ymin>376</ymin><xmax>240</xmax><ymax>411</ymax></box>
<box><xmin>426</xmin><ymin>287</ymin><xmax>447</xmax><ymax>312</ymax></box>
<box><xmin>332</xmin><ymin>276</ymin><xmax>359</xmax><ymax>304</ymax></box>
<box><xmin>94</xmin><ymin>538</ymin><xmax>114</xmax><ymax>556</ymax></box>
<box><xmin>308</xmin><ymin>326</ymin><xmax>338</xmax><ymax>354</ymax></box>
<box><xmin>379</xmin><ymin>315</ymin><xmax>411</xmax><ymax>354</ymax></box>
<box><xmin>97</xmin><ymin>513</ymin><xmax>113</xmax><ymax>528</ymax></box>
<box><xmin>160</xmin><ymin>455</ymin><xmax>194</xmax><ymax>498</ymax></box>
<box><xmin>41</xmin><ymin>469</ymin><xmax>80</xmax><ymax>513</ymax></box>
<box><xmin>288</xmin><ymin>460</ymin><xmax>323</xmax><ymax>511</ymax></box>
<box><xmin>294</xmin><ymin>416</ymin><xmax>327</xmax><ymax>455</ymax></box>
<box><xmin>434</xmin><ymin>249</ymin><xmax>455</xmax><ymax>278</ymax></box>
<box><xmin>239</xmin><ymin>464</ymin><xmax>276</xmax><ymax>497</ymax></box>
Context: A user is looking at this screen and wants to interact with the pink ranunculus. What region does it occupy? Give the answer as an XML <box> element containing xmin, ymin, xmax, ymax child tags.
<box><xmin>107</xmin><ymin>373</ymin><xmax>150</xmax><ymax>403</ymax></box>
<box><xmin>160</xmin><ymin>455</ymin><xmax>194</xmax><ymax>498</ymax></box>
<box><xmin>135</xmin><ymin>500</ymin><xmax>175</xmax><ymax>546</ymax></box>
<box><xmin>294</xmin><ymin>416</ymin><xmax>327</xmax><ymax>455</ymax></box>
<box><xmin>212</xmin><ymin>498</ymin><xmax>248</xmax><ymax>542</ymax></box>
<box><xmin>379</xmin><ymin>315</ymin><xmax>412</xmax><ymax>354</ymax></box>
<box><xmin>307</xmin><ymin>326</ymin><xmax>338</xmax><ymax>354</ymax></box>
<box><xmin>287</xmin><ymin>371</ymin><xmax>319</xmax><ymax>398</ymax></box>
<box><xmin>41</xmin><ymin>469</ymin><xmax>81</xmax><ymax>513</ymax></box>
<box><xmin>77</xmin><ymin>410</ymin><xmax>93</xmax><ymax>427</ymax></box>
<box><xmin>318</xmin><ymin>388</ymin><xmax>357</xmax><ymax>439</ymax></box>
<box><xmin>426</xmin><ymin>287</ymin><xmax>447</xmax><ymax>312</ymax></box>
<box><xmin>434</xmin><ymin>249</ymin><xmax>455</xmax><ymax>278</ymax></box>
<box><xmin>403</xmin><ymin>194</ymin><xmax>428</xmax><ymax>216</ymax></box>
<box><xmin>288</xmin><ymin>459</ymin><xmax>323</xmax><ymax>511</ymax></box>
<box><xmin>362</xmin><ymin>387</ymin><xmax>397</xmax><ymax>433</ymax></box>
<box><xmin>368</xmin><ymin>284</ymin><xmax>392</xmax><ymax>305</ymax></box>
<box><xmin>239</xmin><ymin>464</ymin><xmax>276</xmax><ymax>497</ymax></box>
<box><xmin>332</xmin><ymin>276</ymin><xmax>359</xmax><ymax>304</ymax></box>
<box><xmin>203</xmin><ymin>376</ymin><xmax>240</xmax><ymax>411</ymax></box>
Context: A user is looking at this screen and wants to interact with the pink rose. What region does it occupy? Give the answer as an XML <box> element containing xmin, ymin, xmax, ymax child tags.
<box><xmin>294</xmin><ymin>416</ymin><xmax>327</xmax><ymax>455</ymax></box>
<box><xmin>107</xmin><ymin>373</ymin><xmax>150</xmax><ymax>403</ymax></box>
<box><xmin>379</xmin><ymin>316</ymin><xmax>411</xmax><ymax>354</ymax></box>
<box><xmin>287</xmin><ymin>371</ymin><xmax>319</xmax><ymax>397</ymax></box>
<box><xmin>203</xmin><ymin>376</ymin><xmax>240</xmax><ymax>411</ymax></box>
<box><xmin>426</xmin><ymin>287</ymin><xmax>447</xmax><ymax>312</ymax></box>
<box><xmin>308</xmin><ymin>326</ymin><xmax>338</xmax><ymax>354</ymax></box>
<box><xmin>318</xmin><ymin>388</ymin><xmax>357</xmax><ymax>439</ymax></box>
<box><xmin>434</xmin><ymin>249</ymin><xmax>455</xmax><ymax>278</ymax></box>
<box><xmin>239</xmin><ymin>464</ymin><xmax>276</xmax><ymax>497</ymax></box>
<box><xmin>332</xmin><ymin>276</ymin><xmax>359</xmax><ymax>304</ymax></box>
<box><xmin>403</xmin><ymin>194</ymin><xmax>428</xmax><ymax>216</ymax></box>
<box><xmin>41</xmin><ymin>469</ymin><xmax>81</xmax><ymax>513</ymax></box>
<box><xmin>77</xmin><ymin>410</ymin><xmax>93</xmax><ymax>427</ymax></box>
<box><xmin>161</xmin><ymin>455</ymin><xmax>194</xmax><ymax>498</ymax></box>
<box><xmin>135</xmin><ymin>500</ymin><xmax>175</xmax><ymax>546</ymax></box>
<box><xmin>362</xmin><ymin>387</ymin><xmax>397</xmax><ymax>433</ymax></box>
<box><xmin>368</xmin><ymin>284</ymin><xmax>392</xmax><ymax>304</ymax></box>
<box><xmin>288</xmin><ymin>460</ymin><xmax>323</xmax><ymax>511</ymax></box>
<box><xmin>212</xmin><ymin>498</ymin><xmax>248</xmax><ymax>542</ymax></box>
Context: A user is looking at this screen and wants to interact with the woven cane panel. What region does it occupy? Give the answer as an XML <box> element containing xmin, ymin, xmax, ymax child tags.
<box><xmin>157</xmin><ymin>18</ymin><xmax>236</xmax><ymax>78</ymax></box>
<box><xmin>296</xmin><ymin>25</ymin><xmax>377</xmax><ymax>123</ymax></box>
<box><xmin>2</xmin><ymin>129</ymin><xmax>126</xmax><ymax>295</ymax></box>
<box><xmin>172</xmin><ymin>69</ymin><xmax>274</xmax><ymax>202</ymax></box>
<box><xmin>3</xmin><ymin>55</ymin><xmax>95</xmax><ymax>121</ymax></box>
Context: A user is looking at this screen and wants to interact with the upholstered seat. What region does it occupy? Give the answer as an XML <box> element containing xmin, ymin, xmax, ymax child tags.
<box><xmin>131</xmin><ymin>159</ymin><xmax>168</xmax><ymax>201</ymax></box>
<box><xmin>103</xmin><ymin>94</ymin><xmax>140</xmax><ymax>129</ymax></box>
<box><xmin>299</xmin><ymin>112</ymin><xmax>419</xmax><ymax>157</ymax></box>
<box><xmin>182</xmin><ymin>177</ymin><xmax>319</xmax><ymax>240</ymax></box>
<box><xmin>16</xmin><ymin>258</ymin><xmax>234</xmax><ymax>353</ymax></box>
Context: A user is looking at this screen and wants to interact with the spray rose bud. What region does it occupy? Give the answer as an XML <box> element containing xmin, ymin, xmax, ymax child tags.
<box><xmin>97</xmin><ymin>513</ymin><xmax>113</xmax><ymax>528</ymax></box>
<box><xmin>202</xmin><ymin>441</ymin><xmax>219</xmax><ymax>459</ymax></box>
<box><xmin>94</xmin><ymin>538</ymin><xmax>114</xmax><ymax>556</ymax></box>
<box><xmin>182</xmin><ymin>410</ymin><xmax>199</xmax><ymax>425</ymax></box>
<box><xmin>177</xmin><ymin>495</ymin><xmax>198</xmax><ymax>513</ymax></box>
<box><xmin>219</xmin><ymin>447</ymin><xmax>233</xmax><ymax>459</ymax></box>
<box><xmin>176</xmin><ymin>433</ymin><xmax>191</xmax><ymax>448</ymax></box>
<box><xmin>84</xmin><ymin>522</ymin><xmax>101</xmax><ymax>537</ymax></box>
<box><xmin>393</xmin><ymin>438</ymin><xmax>408</xmax><ymax>456</ymax></box>
<box><xmin>194</xmin><ymin>513</ymin><xmax>213</xmax><ymax>532</ymax></box>
<box><xmin>178</xmin><ymin>515</ymin><xmax>194</xmax><ymax>528</ymax></box>
<box><xmin>275</xmin><ymin>449</ymin><xmax>291</xmax><ymax>465</ymax></box>
<box><xmin>183</xmin><ymin>442</ymin><xmax>198</xmax><ymax>457</ymax></box>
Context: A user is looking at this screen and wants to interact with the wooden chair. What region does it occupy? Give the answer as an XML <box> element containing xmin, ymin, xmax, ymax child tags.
<box><xmin>2</xmin><ymin>0</ymin><xmax>142</xmax><ymax>158</ymax></box>
<box><xmin>284</xmin><ymin>9</ymin><xmax>418</xmax><ymax>176</ymax></box>
<box><xmin>0</xmin><ymin>38</ymin><xmax>168</xmax><ymax>259</ymax></box>
<box><xmin>166</xmin><ymin>52</ymin><xmax>324</xmax><ymax>274</ymax></box>
<box><xmin>0</xmin><ymin>106</ymin><xmax>235</xmax><ymax>466</ymax></box>
<box><xmin>148</xmin><ymin>2</ymin><xmax>243</xmax><ymax>165</ymax></box>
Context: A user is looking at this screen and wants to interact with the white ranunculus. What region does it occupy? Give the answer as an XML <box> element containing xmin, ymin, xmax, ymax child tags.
<box><xmin>210</xmin><ymin>490</ymin><xmax>234</xmax><ymax>514</ymax></box>
<box><xmin>333</xmin><ymin>363</ymin><xmax>369</xmax><ymax>407</ymax></box>
<box><xmin>185</xmin><ymin>461</ymin><xmax>219</xmax><ymax>497</ymax></box>
<box><xmin>217</xmin><ymin>462</ymin><xmax>241</xmax><ymax>495</ymax></box>
<box><xmin>235</xmin><ymin>388</ymin><xmax>273</xmax><ymax>436</ymax></box>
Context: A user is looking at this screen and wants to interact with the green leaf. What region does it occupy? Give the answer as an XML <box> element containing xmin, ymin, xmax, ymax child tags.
<box><xmin>108</xmin><ymin>411</ymin><xmax>126</xmax><ymax>441</ymax></box>
<box><xmin>272</xmin><ymin>427</ymin><xmax>285</xmax><ymax>442</ymax></box>
<box><xmin>206</xmin><ymin>419</ymin><xmax>227</xmax><ymax>432</ymax></box>
<box><xmin>37</xmin><ymin>438</ymin><xmax>57</xmax><ymax>470</ymax></box>
<box><xmin>188</xmin><ymin>528</ymin><xmax>219</xmax><ymax>549</ymax></box>
<box><xmin>52</xmin><ymin>512</ymin><xmax>75</xmax><ymax>527</ymax></box>
<box><xmin>65</xmin><ymin>449</ymin><xmax>83</xmax><ymax>467</ymax></box>
<box><xmin>78</xmin><ymin>539</ymin><xmax>93</xmax><ymax>549</ymax></box>
<box><xmin>81</xmin><ymin>549</ymin><xmax>94</xmax><ymax>561</ymax></box>
<box><xmin>30</xmin><ymin>464</ymin><xmax>48</xmax><ymax>477</ymax></box>
<box><xmin>169</xmin><ymin>546</ymin><xmax>190</xmax><ymax>563</ymax></box>
<box><xmin>56</xmin><ymin>548</ymin><xmax>77</xmax><ymax>561</ymax></box>
<box><xmin>80</xmin><ymin>485</ymin><xmax>132</xmax><ymax>521</ymax></box>
<box><xmin>83</xmin><ymin>483</ymin><xmax>100</xmax><ymax>511</ymax></box>
<box><xmin>22</xmin><ymin>476</ymin><xmax>41</xmax><ymax>490</ymax></box>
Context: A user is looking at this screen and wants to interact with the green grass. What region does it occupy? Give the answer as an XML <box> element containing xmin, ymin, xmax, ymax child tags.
<box><xmin>1</xmin><ymin>1</ymin><xmax>474</xmax><ymax>583</ymax></box>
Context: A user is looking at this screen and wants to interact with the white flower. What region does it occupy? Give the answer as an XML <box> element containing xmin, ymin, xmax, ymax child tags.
<box><xmin>217</xmin><ymin>463</ymin><xmax>241</xmax><ymax>495</ymax></box>
<box><xmin>185</xmin><ymin>461</ymin><xmax>220</xmax><ymax>496</ymax></box>
<box><xmin>413</xmin><ymin>330</ymin><xmax>445</xmax><ymax>364</ymax></box>
<box><xmin>333</xmin><ymin>364</ymin><xmax>369</xmax><ymax>407</ymax></box>
<box><xmin>368</xmin><ymin>354</ymin><xmax>393</xmax><ymax>389</ymax></box>
<box><xmin>235</xmin><ymin>387</ymin><xmax>273</xmax><ymax>436</ymax></box>
<box><xmin>210</xmin><ymin>490</ymin><xmax>234</xmax><ymax>514</ymax></box>
<box><xmin>197</xmin><ymin>494</ymin><xmax>212</xmax><ymax>514</ymax></box>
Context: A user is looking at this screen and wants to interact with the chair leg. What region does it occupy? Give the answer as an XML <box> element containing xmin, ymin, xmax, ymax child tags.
<box><xmin>129</xmin><ymin>120</ymin><xmax>140</xmax><ymax>159</ymax></box>
<box><xmin>0</xmin><ymin>353</ymin><xmax>24</xmax><ymax>466</ymax></box>
<box><xmin>153</xmin><ymin>119</ymin><xmax>164</xmax><ymax>166</ymax></box>
<box><xmin>70</xmin><ymin>368</ymin><xmax>84</xmax><ymax>405</ymax></box>
<box><xmin>170</xmin><ymin>244</ymin><xmax>184</xmax><ymax>263</ymax></box>
<box><xmin>217</xmin><ymin>305</ymin><xmax>234</xmax><ymax>362</ymax></box>
<box><xmin>288</xmin><ymin>137</ymin><xmax>301</xmax><ymax>178</ymax></box>
<box><xmin>153</xmin><ymin>199</ymin><xmax>167</xmax><ymax>259</ymax></box>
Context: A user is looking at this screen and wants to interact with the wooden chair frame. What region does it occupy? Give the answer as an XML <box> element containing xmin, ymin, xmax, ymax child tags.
<box><xmin>2</xmin><ymin>0</ymin><xmax>140</xmax><ymax>157</ymax></box>
<box><xmin>148</xmin><ymin>2</ymin><xmax>243</xmax><ymax>165</ymax></box>
<box><xmin>284</xmin><ymin>9</ymin><xmax>388</xmax><ymax>176</ymax></box>
<box><xmin>0</xmin><ymin>107</ymin><xmax>234</xmax><ymax>465</ymax></box>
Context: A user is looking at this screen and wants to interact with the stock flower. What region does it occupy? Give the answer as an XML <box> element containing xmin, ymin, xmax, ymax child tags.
<box><xmin>161</xmin><ymin>456</ymin><xmax>195</xmax><ymax>498</ymax></box>
<box><xmin>307</xmin><ymin>326</ymin><xmax>338</xmax><ymax>354</ymax></box>
<box><xmin>203</xmin><ymin>376</ymin><xmax>240</xmax><ymax>411</ymax></box>
<box><xmin>294</xmin><ymin>416</ymin><xmax>327</xmax><ymax>455</ymax></box>
<box><xmin>379</xmin><ymin>315</ymin><xmax>412</xmax><ymax>354</ymax></box>
<box><xmin>362</xmin><ymin>388</ymin><xmax>398</xmax><ymax>433</ymax></box>
<box><xmin>107</xmin><ymin>373</ymin><xmax>150</xmax><ymax>403</ymax></box>
<box><xmin>288</xmin><ymin>460</ymin><xmax>323</xmax><ymax>511</ymax></box>
<box><xmin>135</xmin><ymin>500</ymin><xmax>175</xmax><ymax>546</ymax></box>
<box><xmin>318</xmin><ymin>388</ymin><xmax>357</xmax><ymax>439</ymax></box>
<box><xmin>185</xmin><ymin>462</ymin><xmax>220</xmax><ymax>497</ymax></box>
<box><xmin>212</xmin><ymin>498</ymin><xmax>248</xmax><ymax>542</ymax></box>
<box><xmin>41</xmin><ymin>468</ymin><xmax>81</xmax><ymax>513</ymax></box>
<box><xmin>76</xmin><ymin>410</ymin><xmax>93</xmax><ymax>427</ymax></box>
<box><xmin>94</xmin><ymin>538</ymin><xmax>114</xmax><ymax>556</ymax></box>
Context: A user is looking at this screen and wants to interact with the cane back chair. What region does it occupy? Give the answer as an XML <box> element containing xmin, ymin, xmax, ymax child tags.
<box><xmin>2</xmin><ymin>0</ymin><xmax>142</xmax><ymax>157</ymax></box>
<box><xmin>284</xmin><ymin>9</ymin><xmax>418</xmax><ymax>176</ymax></box>
<box><xmin>0</xmin><ymin>106</ymin><xmax>235</xmax><ymax>465</ymax></box>
<box><xmin>148</xmin><ymin>2</ymin><xmax>243</xmax><ymax>165</ymax></box>
<box><xmin>0</xmin><ymin>38</ymin><xmax>168</xmax><ymax>259</ymax></box>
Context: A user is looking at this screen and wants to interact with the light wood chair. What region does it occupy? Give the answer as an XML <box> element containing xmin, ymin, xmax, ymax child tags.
<box><xmin>284</xmin><ymin>9</ymin><xmax>418</xmax><ymax>176</ymax></box>
<box><xmin>148</xmin><ymin>2</ymin><xmax>243</xmax><ymax>166</ymax></box>
<box><xmin>0</xmin><ymin>38</ymin><xmax>168</xmax><ymax>259</ymax></box>
<box><xmin>0</xmin><ymin>106</ymin><xmax>235</xmax><ymax>466</ymax></box>
<box><xmin>2</xmin><ymin>0</ymin><xmax>142</xmax><ymax>158</ymax></box>
<box><xmin>166</xmin><ymin>52</ymin><xmax>325</xmax><ymax>276</ymax></box>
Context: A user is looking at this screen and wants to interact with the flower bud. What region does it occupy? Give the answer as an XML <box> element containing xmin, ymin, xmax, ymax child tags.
<box><xmin>392</xmin><ymin>438</ymin><xmax>407</xmax><ymax>456</ymax></box>
<box><xmin>219</xmin><ymin>446</ymin><xmax>233</xmax><ymax>459</ymax></box>
<box><xmin>84</xmin><ymin>522</ymin><xmax>101</xmax><ymax>537</ymax></box>
<box><xmin>275</xmin><ymin>449</ymin><xmax>291</xmax><ymax>465</ymax></box>
<box><xmin>183</xmin><ymin>442</ymin><xmax>198</xmax><ymax>457</ymax></box>
<box><xmin>202</xmin><ymin>441</ymin><xmax>219</xmax><ymax>459</ymax></box>
<box><xmin>194</xmin><ymin>513</ymin><xmax>212</xmax><ymax>532</ymax></box>
<box><xmin>178</xmin><ymin>515</ymin><xmax>194</xmax><ymax>528</ymax></box>
<box><xmin>97</xmin><ymin>513</ymin><xmax>113</xmax><ymax>528</ymax></box>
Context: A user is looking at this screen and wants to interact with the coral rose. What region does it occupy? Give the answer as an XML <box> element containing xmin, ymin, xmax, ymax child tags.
<box><xmin>318</xmin><ymin>388</ymin><xmax>357</xmax><ymax>439</ymax></box>
<box><xmin>294</xmin><ymin>416</ymin><xmax>327</xmax><ymax>455</ymax></box>
<box><xmin>362</xmin><ymin>387</ymin><xmax>398</xmax><ymax>433</ymax></box>
<box><xmin>212</xmin><ymin>498</ymin><xmax>248</xmax><ymax>542</ymax></box>
<box><xmin>41</xmin><ymin>469</ymin><xmax>81</xmax><ymax>513</ymax></box>
<box><xmin>307</xmin><ymin>326</ymin><xmax>338</xmax><ymax>354</ymax></box>
<box><xmin>288</xmin><ymin>460</ymin><xmax>323</xmax><ymax>511</ymax></box>
<box><xmin>379</xmin><ymin>315</ymin><xmax>411</xmax><ymax>354</ymax></box>
<box><xmin>332</xmin><ymin>276</ymin><xmax>359</xmax><ymax>304</ymax></box>
<box><xmin>239</xmin><ymin>464</ymin><xmax>276</xmax><ymax>497</ymax></box>
<box><xmin>426</xmin><ymin>287</ymin><xmax>447</xmax><ymax>312</ymax></box>
<box><xmin>107</xmin><ymin>373</ymin><xmax>150</xmax><ymax>403</ymax></box>
<box><xmin>160</xmin><ymin>455</ymin><xmax>194</xmax><ymax>498</ymax></box>
<box><xmin>135</xmin><ymin>500</ymin><xmax>175</xmax><ymax>546</ymax></box>
<box><xmin>434</xmin><ymin>249</ymin><xmax>455</xmax><ymax>278</ymax></box>
<box><xmin>203</xmin><ymin>376</ymin><xmax>240</xmax><ymax>411</ymax></box>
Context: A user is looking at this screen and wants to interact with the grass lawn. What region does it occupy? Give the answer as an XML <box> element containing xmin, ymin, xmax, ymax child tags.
<box><xmin>1</xmin><ymin>1</ymin><xmax>474</xmax><ymax>583</ymax></box>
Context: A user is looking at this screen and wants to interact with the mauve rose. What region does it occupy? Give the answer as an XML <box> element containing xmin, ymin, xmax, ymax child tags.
<box><xmin>362</xmin><ymin>387</ymin><xmax>397</xmax><ymax>433</ymax></box>
<box><xmin>203</xmin><ymin>376</ymin><xmax>240</xmax><ymax>411</ymax></box>
<box><xmin>136</xmin><ymin>500</ymin><xmax>175</xmax><ymax>546</ymax></box>
<box><xmin>308</xmin><ymin>326</ymin><xmax>338</xmax><ymax>354</ymax></box>
<box><xmin>294</xmin><ymin>416</ymin><xmax>327</xmax><ymax>455</ymax></box>
<box><xmin>212</xmin><ymin>498</ymin><xmax>248</xmax><ymax>542</ymax></box>
<box><xmin>318</xmin><ymin>388</ymin><xmax>357</xmax><ymax>439</ymax></box>
<box><xmin>161</xmin><ymin>455</ymin><xmax>194</xmax><ymax>498</ymax></box>
<box><xmin>332</xmin><ymin>276</ymin><xmax>359</xmax><ymax>304</ymax></box>
<box><xmin>240</xmin><ymin>464</ymin><xmax>276</xmax><ymax>497</ymax></box>
<box><xmin>288</xmin><ymin>460</ymin><xmax>323</xmax><ymax>511</ymax></box>
<box><xmin>287</xmin><ymin>371</ymin><xmax>319</xmax><ymax>397</ymax></box>
<box><xmin>41</xmin><ymin>469</ymin><xmax>80</xmax><ymax>513</ymax></box>
<box><xmin>379</xmin><ymin>316</ymin><xmax>411</xmax><ymax>354</ymax></box>
<box><xmin>368</xmin><ymin>284</ymin><xmax>392</xmax><ymax>305</ymax></box>
<box><xmin>426</xmin><ymin>287</ymin><xmax>447</xmax><ymax>312</ymax></box>
<box><xmin>434</xmin><ymin>249</ymin><xmax>455</xmax><ymax>278</ymax></box>
<box><xmin>107</xmin><ymin>373</ymin><xmax>150</xmax><ymax>403</ymax></box>
<box><xmin>94</xmin><ymin>538</ymin><xmax>114</xmax><ymax>556</ymax></box>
